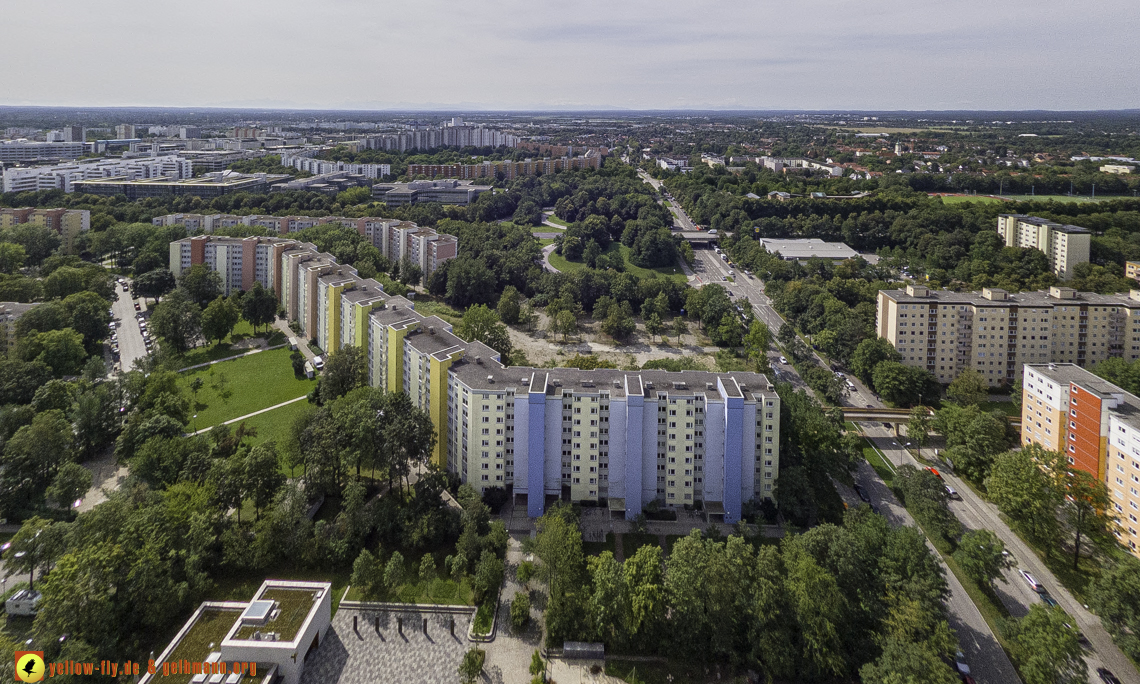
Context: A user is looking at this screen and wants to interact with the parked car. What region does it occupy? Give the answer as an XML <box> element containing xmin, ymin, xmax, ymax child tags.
<box><xmin>778</xmin><ymin>356</ymin><xmax>787</xmax><ymax>364</ymax></box>
<box><xmin>134</xmin><ymin>302</ymin><xmax>141</xmax><ymax>311</ymax></box>
<box><xmin>945</xmin><ymin>485</ymin><xmax>960</xmax><ymax>500</ymax></box>
<box><xmin>1041</xmin><ymin>592</ymin><xmax>1058</xmax><ymax>608</ymax></box>
<box><xmin>928</xmin><ymin>467</ymin><xmax>942</xmax><ymax>480</ymax></box>
<box><xmin>313</xmin><ymin>356</ymin><xmax>326</xmax><ymax>370</ymax></box>
<box><xmin>953</xmin><ymin>651</ymin><xmax>970</xmax><ymax>677</ymax></box>
<box><xmin>1021</xmin><ymin>570</ymin><xmax>1044</xmax><ymax>593</ymax></box>
<box><xmin>854</xmin><ymin>485</ymin><xmax>871</xmax><ymax>503</ymax></box>
<box><xmin>1097</xmin><ymin>668</ymin><xmax>1122</xmax><ymax>684</ymax></box>
<box><xmin>109</xmin><ymin>321</ymin><xmax>116</xmax><ymax>329</ymax></box>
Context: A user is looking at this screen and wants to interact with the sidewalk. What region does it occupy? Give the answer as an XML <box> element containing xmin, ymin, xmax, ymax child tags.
<box><xmin>189</xmin><ymin>395</ymin><xmax>309</xmax><ymax>436</ymax></box>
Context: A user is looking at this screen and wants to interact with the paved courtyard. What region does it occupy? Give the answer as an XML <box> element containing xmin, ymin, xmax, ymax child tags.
<box><xmin>300</xmin><ymin>609</ymin><xmax>472</xmax><ymax>684</ymax></box>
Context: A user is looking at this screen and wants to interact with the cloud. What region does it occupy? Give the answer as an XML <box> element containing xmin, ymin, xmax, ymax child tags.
<box><xmin>0</xmin><ymin>0</ymin><xmax>1136</xmax><ymax>109</ymax></box>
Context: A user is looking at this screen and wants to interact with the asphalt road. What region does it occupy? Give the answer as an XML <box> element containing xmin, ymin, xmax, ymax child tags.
<box><xmin>863</xmin><ymin>424</ymin><xmax>1140</xmax><ymax>684</ymax></box>
<box><xmin>109</xmin><ymin>279</ymin><xmax>149</xmax><ymax>373</ymax></box>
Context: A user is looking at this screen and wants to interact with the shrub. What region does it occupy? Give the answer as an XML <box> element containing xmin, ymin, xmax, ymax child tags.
<box><xmin>510</xmin><ymin>591</ymin><xmax>531</xmax><ymax>632</ymax></box>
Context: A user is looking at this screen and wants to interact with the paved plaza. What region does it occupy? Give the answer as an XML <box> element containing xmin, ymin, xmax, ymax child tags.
<box><xmin>300</xmin><ymin>609</ymin><xmax>472</xmax><ymax>684</ymax></box>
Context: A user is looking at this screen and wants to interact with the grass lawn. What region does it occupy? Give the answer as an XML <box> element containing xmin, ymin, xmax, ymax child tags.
<box><xmin>537</xmin><ymin>238</ymin><xmax>556</xmax><ymax>246</ymax></box>
<box><xmin>583</xmin><ymin>532</ymin><xmax>616</xmax><ymax>557</ymax></box>
<box><xmin>606</xmin><ymin>658</ymin><xmax>702</xmax><ymax>684</ymax></box>
<box><xmin>413</xmin><ymin>298</ymin><xmax>464</xmax><ymax>326</ymax></box>
<box><xmin>160</xmin><ymin>607</ymin><xmax>244</xmax><ymax>684</ymax></box>
<box><xmin>208</xmin><ymin>566</ymin><xmax>351</xmax><ymax>614</ymax></box>
<box><xmin>547</xmin><ymin>243</ymin><xmax>688</xmax><ymax>285</ymax></box>
<box><xmin>177</xmin><ymin>321</ymin><xmax>286</xmax><ymax>368</ymax></box>
<box><xmin>937</xmin><ymin>194</ymin><xmax>1113</xmax><ymax>205</ymax></box>
<box><xmin>545</xmin><ymin>214</ymin><xmax>569</xmax><ymax>227</ymax></box>
<box><xmin>862</xmin><ymin>439</ymin><xmax>897</xmax><ymax>484</ymax></box>
<box><xmin>228</xmin><ymin>397</ymin><xmax>312</xmax><ymax>452</ymax></box>
<box><xmin>181</xmin><ymin>347</ymin><xmax>317</xmax><ymax>430</ymax></box>
<box><xmin>977</xmin><ymin>400</ymin><xmax>1020</xmax><ymax>416</ymax></box>
<box><xmin>622</xmin><ymin>532</ymin><xmax>661</xmax><ymax>559</ymax></box>
<box><xmin>937</xmin><ymin>195</ymin><xmax>1007</xmax><ymax>204</ymax></box>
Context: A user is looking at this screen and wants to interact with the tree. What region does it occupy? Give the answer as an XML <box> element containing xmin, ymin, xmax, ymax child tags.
<box><xmin>850</xmin><ymin>337</ymin><xmax>902</xmax><ymax>387</ymax></box>
<box><xmin>907</xmin><ymin>406</ymin><xmax>931</xmax><ymax>447</ymax></box>
<box><xmin>673</xmin><ymin>315</ymin><xmax>688</xmax><ymax>340</ymax></box>
<box><xmin>131</xmin><ymin>269</ymin><xmax>176</xmax><ymax>301</ymax></box>
<box><xmin>201</xmin><ymin>295</ymin><xmax>241</xmax><ymax>346</ymax></box>
<box><xmin>241</xmin><ymin>281</ymin><xmax>277</xmax><ymax>333</ymax></box>
<box><xmin>895</xmin><ymin>465</ymin><xmax>961</xmax><ymax>543</ymax></box>
<box><xmin>398</xmin><ymin>257</ymin><xmax>423</xmax><ymax>286</ymax></box>
<box><xmin>496</xmin><ymin>285</ymin><xmax>522</xmax><ymax>325</ymax></box>
<box><xmin>473</xmin><ymin>550</ymin><xmax>505</xmax><ymax>605</ymax></box>
<box><xmin>149</xmin><ymin>288</ymin><xmax>202</xmax><ymax>353</ymax></box>
<box><xmin>419</xmin><ymin>554</ymin><xmax>437</xmax><ymax>583</ymax></box>
<box><xmin>1061</xmin><ymin>469</ymin><xmax>1114</xmax><ymax>570</ymax></box>
<box><xmin>42</xmin><ymin>266</ymin><xmax>90</xmax><ymax>300</ymax></box>
<box><xmin>47</xmin><ymin>461</ymin><xmax>92</xmax><ymax>510</ymax></box>
<box><xmin>1007</xmin><ymin>604</ymin><xmax>1087</xmax><ymax>684</ymax></box>
<box><xmin>986</xmin><ymin>446</ymin><xmax>1062</xmax><ymax>546</ymax></box>
<box><xmin>384</xmin><ymin>551</ymin><xmax>405</xmax><ymax>591</ymax></box>
<box><xmin>456</xmin><ymin>304</ymin><xmax>512</xmax><ymax>359</ymax></box>
<box><xmin>601</xmin><ymin>301</ymin><xmax>635</xmax><ymax>340</ymax></box>
<box><xmin>645</xmin><ymin>313</ymin><xmax>662</xmax><ymax>341</ymax></box>
<box><xmin>246</xmin><ymin>441</ymin><xmax>285</xmax><ymax>520</ymax></box>
<box><xmin>352</xmin><ymin>549</ymin><xmax>383</xmax><ymax>598</ymax></box>
<box><xmin>952</xmin><ymin>529</ymin><xmax>1011</xmax><ymax>589</ymax></box>
<box><xmin>947</xmin><ymin>368</ymin><xmax>988</xmax><ymax>406</ymax></box>
<box><xmin>178</xmin><ymin>264</ymin><xmax>223</xmax><ymax>306</ymax></box>
<box><xmin>0</xmin><ymin>408</ymin><xmax>73</xmax><ymax>515</ymax></box>
<box><xmin>0</xmin><ymin>242</ymin><xmax>26</xmax><ymax>273</ymax></box>
<box><xmin>1088</xmin><ymin>555</ymin><xmax>1140</xmax><ymax>661</ymax></box>
<box><xmin>872</xmin><ymin>361</ymin><xmax>939</xmax><ymax>407</ymax></box>
<box><xmin>743</xmin><ymin>320</ymin><xmax>771</xmax><ymax>369</ymax></box>
<box><xmin>317</xmin><ymin>345</ymin><xmax>368</xmax><ymax>404</ymax></box>
<box><xmin>290</xmin><ymin>350</ymin><xmax>306</xmax><ymax>377</ymax></box>
<box><xmin>859</xmin><ymin>638</ymin><xmax>960</xmax><ymax>684</ymax></box>
<box><xmin>554</xmin><ymin>309</ymin><xmax>578</xmax><ymax>341</ymax></box>
<box><xmin>510</xmin><ymin>591</ymin><xmax>531</xmax><ymax>632</ymax></box>
<box><xmin>19</xmin><ymin>328</ymin><xmax>87</xmax><ymax>377</ymax></box>
<box><xmin>458</xmin><ymin>648</ymin><xmax>485</xmax><ymax>684</ymax></box>
<box><xmin>717</xmin><ymin>312</ymin><xmax>744</xmax><ymax>347</ymax></box>
<box><xmin>61</xmin><ymin>291</ymin><xmax>112</xmax><ymax>352</ymax></box>
<box><xmin>2</xmin><ymin>517</ymin><xmax>65</xmax><ymax>591</ymax></box>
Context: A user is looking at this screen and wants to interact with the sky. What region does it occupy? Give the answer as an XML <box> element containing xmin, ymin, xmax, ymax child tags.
<box><xmin>1</xmin><ymin>0</ymin><xmax>1138</xmax><ymax>111</ymax></box>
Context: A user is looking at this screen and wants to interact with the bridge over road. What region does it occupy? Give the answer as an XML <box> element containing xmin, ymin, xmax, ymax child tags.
<box><xmin>840</xmin><ymin>407</ymin><xmax>1020</xmax><ymax>427</ymax></box>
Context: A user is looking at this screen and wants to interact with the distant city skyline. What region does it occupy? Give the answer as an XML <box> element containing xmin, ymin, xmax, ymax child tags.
<box><xmin>1</xmin><ymin>0</ymin><xmax>1136</xmax><ymax>111</ymax></box>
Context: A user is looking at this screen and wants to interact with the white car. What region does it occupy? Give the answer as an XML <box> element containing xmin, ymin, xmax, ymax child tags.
<box><xmin>1021</xmin><ymin>570</ymin><xmax>1044</xmax><ymax>593</ymax></box>
<box><xmin>778</xmin><ymin>356</ymin><xmax>787</xmax><ymax>364</ymax></box>
<box><xmin>313</xmin><ymin>356</ymin><xmax>326</xmax><ymax>370</ymax></box>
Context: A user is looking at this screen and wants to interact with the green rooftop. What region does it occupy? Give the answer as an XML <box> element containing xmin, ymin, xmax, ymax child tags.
<box><xmin>232</xmin><ymin>587</ymin><xmax>318</xmax><ymax>643</ymax></box>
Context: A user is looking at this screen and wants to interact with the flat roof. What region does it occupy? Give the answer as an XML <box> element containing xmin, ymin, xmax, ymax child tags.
<box><xmin>758</xmin><ymin>238</ymin><xmax>858</xmax><ymax>260</ymax></box>
<box><xmin>880</xmin><ymin>288</ymin><xmax>1139</xmax><ymax>309</ymax></box>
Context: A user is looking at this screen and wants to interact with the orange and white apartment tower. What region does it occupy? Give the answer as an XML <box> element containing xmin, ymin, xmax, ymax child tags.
<box><xmin>1022</xmin><ymin>363</ymin><xmax>1140</xmax><ymax>557</ymax></box>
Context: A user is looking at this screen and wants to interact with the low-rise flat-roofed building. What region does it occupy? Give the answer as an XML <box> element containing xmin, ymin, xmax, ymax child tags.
<box><xmin>878</xmin><ymin>284</ymin><xmax>1140</xmax><ymax>387</ymax></box>
<box><xmin>73</xmin><ymin>171</ymin><xmax>288</xmax><ymax>200</ymax></box>
<box><xmin>997</xmin><ymin>214</ymin><xmax>1090</xmax><ymax>280</ymax></box>
<box><xmin>139</xmin><ymin>579</ymin><xmax>332</xmax><ymax>684</ymax></box>
<box><xmin>1021</xmin><ymin>363</ymin><xmax>1140</xmax><ymax>558</ymax></box>
<box><xmin>0</xmin><ymin>140</ymin><xmax>86</xmax><ymax>162</ymax></box>
<box><xmin>371</xmin><ymin>179</ymin><xmax>492</xmax><ymax>206</ymax></box>
<box><xmin>757</xmin><ymin>238</ymin><xmax>859</xmax><ymax>263</ymax></box>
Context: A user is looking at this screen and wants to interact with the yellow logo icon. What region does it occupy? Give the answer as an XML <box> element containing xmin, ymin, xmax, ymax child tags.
<box><xmin>15</xmin><ymin>651</ymin><xmax>44</xmax><ymax>683</ymax></box>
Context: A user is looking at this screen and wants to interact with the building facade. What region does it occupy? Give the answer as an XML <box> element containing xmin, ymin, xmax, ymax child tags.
<box><xmin>168</xmin><ymin>236</ymin><xmax>782</xmax><ymax>521</ymax></box>
<box><xmin>0</xmin><ymin>140</ymin><xmax>86</xmax><ymax>162</ymax></box>
<box><xmin>1</xmin><ymin>156</ymin><xmax>193</xmax><ymax>193</ymax></box>
<box><xmin>0</xmin><ymin>207</ymin><xmax>90</xmax><ymax>254</ymax></box>
<box><xmin>877</xmin><ymin>284</ymin><xmax>1140</xmax><ymax>387</ymax></box>
<box><xmin>997</xmin><ymin>214</ymin><xmax>1091</xmax><ymax>280</ymax></box>
<box><xmin>1021</xmin><ymin>364</ymin><xmax>1140</xmax><ymax>558</ymax></box>
<box><xmin>407</xmin><ymin>153</ymin><xmax>602</xmax><ymax>181</ymax></box>
<box><xmin>161</xmin><ymin>215</ymin><xmax>457</xmax><ymax>286</ymax></box>
<box><xmin>371</xmin><ymin>180</ymin><xmax>492</xmax><ymax>206</ymax></box>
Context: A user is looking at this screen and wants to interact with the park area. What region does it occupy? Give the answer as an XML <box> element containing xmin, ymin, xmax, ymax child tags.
<box><xmin>547</xmin><ymin>243</ymin><xmax>689</xmax><ymax>284</ymax></box>
<box><xmin>179</xmin><ymin>346</ymin><xmax>317</xmax><ymax>443</ymax></box>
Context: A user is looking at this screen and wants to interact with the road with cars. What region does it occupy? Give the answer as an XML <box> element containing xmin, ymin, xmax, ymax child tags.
<box><xmin>650</xmin><ymin>171</ymin><xmax>1136</xmax><ymax>684</ymax></box>
<box><xmin>108</xmin><ymin>278</ymin><xmax>151</xmax><ymax>373</ymax></box>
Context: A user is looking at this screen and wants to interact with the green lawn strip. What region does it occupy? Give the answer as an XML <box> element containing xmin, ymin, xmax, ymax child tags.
<box><xmin>180</xmin><ymin>347</ymin><xmax>317</xmax><ymax>430</ymax></box>
<box><xmin>976</xmin><ymin>400</ymin><xmax>1020</xmax><ymax>416</ymax></box>
<box><xmin>606</xmin><ymin>658</ymin><xmax>701</xmax><ymax>684</ymax></box>
<box><xmin>545</xmin><ymin>215</ymin><xmax>570</xmax><ymax>227</ymax></box>
<box><xmin>582</xmin><ymin>532</ymin><xmax>616</xmax><ymax>557</ymax></box>
<box><xmin>622</xmin><ymin>532</ymin><xmax>662</xmax><ymax>559</ymax></box>
<box><xmin>412</xmin><ymin>298</ymin><xmax>464</xmax><ymax>326</ymax></box>
<box><xmin>537</xmin><ymin>238</ymin><xmax>556</xmax><ymax>246</ymax></box>
<box><xmin>547</xmin><ymin>244</ymin><xmax>687</xmax><ymax>284</ymax></box>
<box><xmin>176</xmin><ymin>322</ymin><xmax>284</xmax><ymax>368</ymax></box>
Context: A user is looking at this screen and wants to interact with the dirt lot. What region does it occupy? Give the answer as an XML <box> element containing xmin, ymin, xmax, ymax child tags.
<box><xmin>507</xmin><ymin>310</ymin><xmax>726</xmax><ymax>369</ymax></box>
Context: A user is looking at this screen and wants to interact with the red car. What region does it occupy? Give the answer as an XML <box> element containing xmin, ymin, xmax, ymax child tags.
<box><xmin>928</xmin><ymin>467</ymin><xmax>942</xmax><ymax>480</ymax></box>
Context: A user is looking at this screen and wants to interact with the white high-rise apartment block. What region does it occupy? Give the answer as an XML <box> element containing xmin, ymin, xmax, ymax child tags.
<box><xmin>1</xmin><ymin>156</ymin><xmax>193</xmax><ymax>193</ymax></box>
<box><xmin>997</xmin><ymin>214</ymin><xmax>1090</xmax><ymax>280</ymax></box>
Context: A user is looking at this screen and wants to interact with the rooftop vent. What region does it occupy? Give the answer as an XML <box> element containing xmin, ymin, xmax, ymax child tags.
<box><xmin>614</xmin><ymin>380</ymin><xmax>622</xmax><ymax>388</ymax></box>
<box><xmin>487</xmin><ymin>375</ymin><xmax>494</xmax><ymax>383</ymax></box>
<box><xmin>581</xmin><ymin>381</ymin><xmax>594</xmax><ymax>388</ymax></box>
<box><xmin>428</xmin><ymin>326</ymin><xmax>436</xmax><ymax>335</ymax></box>
<box><xmin>706</xmin><ymin>382</ymin><xmax>715</xmax><ymax>391</ymax></box>
<box><xmin>672</xmin><ymin>382</ymin><xmax>687</xmax><ymax>390</ymax></box>
<box><xmin>521</xmin><ymin>377</ymin><xmax>530</xmax><ymax>384</ymax></box>
<box><xmin>645</xmin><ymin>382</ymin><xmax>654</xmax><ymax>390</ymax></box>
<box><xmin>475</xmin><ymin>356</ymin><xmax>482</xmax><ymax>365</ymax></box>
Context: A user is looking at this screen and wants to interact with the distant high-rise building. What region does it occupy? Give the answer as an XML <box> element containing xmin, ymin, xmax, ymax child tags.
<box><xmin>45</xmin><ymin>131</ymin><xmax>65</xmax><ymax>142</ymax></box>
<box><xmin>62</xmin><ymin>125</ymin><xmax>85</xmax><ymax>143</ymax></box>
<box><xmin>179</xmin><ymin>126</ymin><xmax>201</xmax><ymax>139</ymax></box>
<box><xmin>231</xmin><ymin>127</ymin><xmax>260</xmax><ymax>139</ymax></box>
<box><xmin>997</xmin><ymin>214</ymin><xmax>1090</xmax><ymax>280</ymax></box>
<box><xmin>115</xmin><ymin>124</ymin><xmax>136</xmax><ymax>139</ymax></box>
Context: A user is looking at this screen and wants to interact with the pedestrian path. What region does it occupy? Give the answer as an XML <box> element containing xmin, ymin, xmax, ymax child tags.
<box><xmin>189</xmin><ymin>395</ymin><xmax>309</xmax><ymax>436</ymax></box>
<box><xmin>176</xmin><ymin>343</ymin><xmax>286</xmax><ymax>372</ymax></box>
